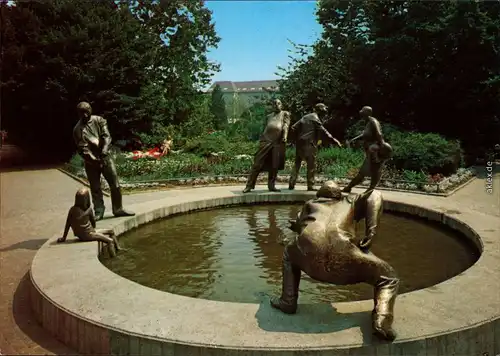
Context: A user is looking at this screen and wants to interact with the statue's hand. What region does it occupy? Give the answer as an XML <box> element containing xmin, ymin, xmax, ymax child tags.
<box><xmin>83</xmin><ymin>152</ymin><xmax>99</xmax><ymax>163</ymax></box>
<box><xmin>288</xmin><ymin>219</ymin><xmax>299</xmax><ymax>233</ymax></box>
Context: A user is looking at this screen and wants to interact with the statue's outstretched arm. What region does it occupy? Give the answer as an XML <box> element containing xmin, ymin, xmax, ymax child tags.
<box><xmin>89</xmin><ymin>209</ymin><xmax>96</xmax><ymax>228</ymax></box>
<box><xmin>288</xmin><ymin>201</ymin><xmax>315</xmax><ymax>233</ymax></box>
<box><xmin>352</xmin><ymin>189</ymin><xmax>382</xmax><ymax>251</ymax></box>
<box><xmin>290</xmin><ymin>118</ymin><xmax>301</xmax><ymax>131</ymax></box>
<box><xmin>58</xmin><ymin>209</ymin><xmax>73</xmax><ymax>243</ymax></box>
<box><xmin>312</xmin><ymin>116</ymin><xmax>341</xmax><ymax>147</ymax></box>
<box><xmin>350</xmin><ymin>132</ymin><xmax>364</xmax><ymax>142</ymax></box>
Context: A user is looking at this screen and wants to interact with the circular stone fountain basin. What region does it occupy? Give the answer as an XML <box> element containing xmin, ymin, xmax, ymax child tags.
<box><xmin>101</xmin><ymin>204</ymin><xmax>479</xmax><ymax>304</ymax></box>
<box><xmin>29</xmin><ymin>187</ymin><xmax>500</xmax><ymax>355</ymax></box>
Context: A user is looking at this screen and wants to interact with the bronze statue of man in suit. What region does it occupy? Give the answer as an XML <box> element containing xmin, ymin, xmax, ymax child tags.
<box><xmin>243</xmin><ymin>99</ymin><xmax>291</xmax><ymax>193</ymax></box>
<box><xmin>73</xmin><ymin>102</ymin><xmax>134</xmax><ymax>221</ymax></box>
<box><xmin>288</xmin><ymin>103</ymin><xmax>342</xmax><ymax>191</ymax></box>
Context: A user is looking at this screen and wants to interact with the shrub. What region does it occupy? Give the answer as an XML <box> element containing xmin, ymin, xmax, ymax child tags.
<box><xmin>181</xmin><ymin>132</ymin><xmax>258</xmax><ymax>156</ymax></box>
<box><xmin>389</xmin><ymin>132</ymin><xmax>462</xmax><ymax>175</ymax></box>
<box><xmin>317</xmin><ymin>148</ymin><xmax>364</xmax><ymax>178</ymax></box>
<box><xmin>69</xmin><ymin>153</ymin><xmax>84</xmax><ymax>167</ymax></box>
<box><xmin>283</xmin><ymin>146</ymin><xmax>364</xmax><ymax>178</ymax></box>
<box><xmin>346</xmin><ymin>122</ymin><xmax>463</xmax><ymax>175</ymax></box>
<box><xmin>400</xmin><ymin>170</ymin><xmax>429</xmax><ymax>186</ymax></box>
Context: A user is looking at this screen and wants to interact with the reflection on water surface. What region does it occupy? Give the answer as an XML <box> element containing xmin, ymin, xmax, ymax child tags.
<box><xmin>101</xmin><ymin>204</ymin><xmax>478</xmax><ymax>303</ymax></box>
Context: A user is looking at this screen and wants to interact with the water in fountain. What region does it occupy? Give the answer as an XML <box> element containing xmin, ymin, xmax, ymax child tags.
<box><xmin>101</xmin><ymin>204</ymin><xmax>479</xmax><ymax>303</ymax></box>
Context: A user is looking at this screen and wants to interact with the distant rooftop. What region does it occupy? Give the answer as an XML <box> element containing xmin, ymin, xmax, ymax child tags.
<box><xmin>206</xmin><ymin>80</ymin><xmax>279</xmax><ymax>93</ymax></box>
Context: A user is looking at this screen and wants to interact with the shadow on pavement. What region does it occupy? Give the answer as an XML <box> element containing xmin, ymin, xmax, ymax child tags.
<box><xmin>0</xmin><ymin>164</ymin><xmax>63</xmax><ymax>173</ymax></box>
<box><xmin>0</xmin><ymin>239</ymin><xmax>48</xmax><ymax>252</ymax></box>
<box><xmin>255</xmin><ymin>296</ymin><xmax>381</xmax><ymax>346</ymax></box>
<box><xmin>12</xmin><ymin>272</ymin><xmax>78</xmax><ymax>355</ymax></box>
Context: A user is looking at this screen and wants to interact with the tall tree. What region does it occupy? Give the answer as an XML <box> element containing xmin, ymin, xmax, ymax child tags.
<box><xmin>278</xmin><ymin>0</ymin><xmax>500</xmax><ymax>155</ymax></box>
<box><xmin>126</xmin><ymin>0</ymin><xmax>221</xmax><ymax>125</ymax></box>
<box><xmin>1</xmin><ymin>0</ymin><xmax>157</xmax><ymax>157</ymax></box>
<box><xmin>209</xmin><ymin>84</ymin><xmax>227</xmax><ymax>129</ymax></box>
<box><xmin>0</xmin><ymin>0</ymin><xmax>220</xmax><ymax>159</ymax></box>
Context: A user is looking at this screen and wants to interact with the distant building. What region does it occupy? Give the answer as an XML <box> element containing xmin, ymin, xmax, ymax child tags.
<box><xmin>206</xmin><ymin>80</ymin><xmax>280</xmax><ymax>121</ymax></box>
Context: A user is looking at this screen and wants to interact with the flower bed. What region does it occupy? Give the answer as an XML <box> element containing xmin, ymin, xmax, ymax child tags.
<box><xmin>64</xmin><ymin>150</ymin><xmax>476</xmax><ymax>195</ymax></box>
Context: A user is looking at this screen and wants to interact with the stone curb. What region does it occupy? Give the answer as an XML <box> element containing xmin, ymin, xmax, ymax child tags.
<box><xmin>29</xmin><ymin>188</ymin><xmax>500</xmax><ymax>355</ymax></box>
<box><xmin>58</xmin><ymin>167</ymin><xmax>475</xmax><ymax>198</ymax></box>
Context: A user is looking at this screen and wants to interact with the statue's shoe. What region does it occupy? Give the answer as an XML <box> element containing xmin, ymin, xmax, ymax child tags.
<box><xmin>270</xmin><ymin>297</ymin><xmax>297</xmax><ymax>314</ymax></box>
<box><xmin>113</xmin><ymin>210</ymin><xmax>135</xmax><ymax>217</ymax></box>
<box><xmin>242</xmin><ymin>187</ymin><xmax>252</xmax><ymax>193</ymax></box>
<box><xmin>268</xmin><ymin>187</ymin><xmax>281</xmax><ymax>192</ymax></box>
<box><xmin>372</xmin><ymin>313</ymin><xmax>397</xmax><ymax>341</ymax></box>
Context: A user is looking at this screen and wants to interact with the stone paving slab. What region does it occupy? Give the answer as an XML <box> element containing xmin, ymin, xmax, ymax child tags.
<box><xmin>0</xmin><ymin>169</ymin><xmax>92</xmax><ymax>355</ymax></box>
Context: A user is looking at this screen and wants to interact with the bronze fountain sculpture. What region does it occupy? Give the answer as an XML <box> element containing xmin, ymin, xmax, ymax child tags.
<box><xmin>73</xmin><ymin>102</ymin><xmax>135</xmax><ymax>220</ymax></box>
<box><xmin>271</xmin><ymin>181</ymin><xmax>399</xmax><ymax>341</ymax></box>
<box><xmin>343</xmin><ymin>106</ymin><xmax>393</xmax><ymax>193</ymax></box>
<box><xmin>243</xmin><ymin>99</ymin><xmax>290</xmax><ymax>193</ymax></box>
<box><xmin>57</xmin><ymin>187</ymin><xmax>123</xmax><ymax>257</ymax></box>
<box><xmin>288</xmin><ymin>103</ymin><xmax>342</xmax><ymax>191</ymax></box>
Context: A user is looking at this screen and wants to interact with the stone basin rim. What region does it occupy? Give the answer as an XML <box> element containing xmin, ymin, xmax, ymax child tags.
<box><xmin>29</xmin><ymin>187</ymin><xmax>499</xmax><ymax>354</ymax></box>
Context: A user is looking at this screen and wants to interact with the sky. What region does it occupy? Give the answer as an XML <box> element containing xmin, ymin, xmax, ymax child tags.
<box><xmin>205</xmin><ymin>0</ymin><xmax>322</xmax><ymax>83</ymax></box>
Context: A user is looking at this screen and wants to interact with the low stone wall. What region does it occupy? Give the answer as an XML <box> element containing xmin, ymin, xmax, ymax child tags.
<box><xmin>59</xmin><ymin>165</ymin><xmax>477</xmax><ymax>197</ymax></box>
<box><xmin>29</xmin><ymin>188</ymin><xmax>500</xmax><ymax>355</ymax></box>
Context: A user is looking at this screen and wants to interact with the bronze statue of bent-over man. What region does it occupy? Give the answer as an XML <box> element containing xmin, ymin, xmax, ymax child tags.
<box><xmin>73</xmin><ymin>102</ymin><xmax>135</xmax><ymax>221</ymax></box>
<box><xmin>272</xmin><ymin>181</ymin><xmax>399</xmax><ymax>342</ymax></box>
<box><xmin>289</xmin><ymin>103</ymin><xmax>342</xmax><ymax>191</ymax></box>
<box><xmin>243</xmin><ymin>99</ymin><xmax>290</xmax><ymax>193</ymax></box>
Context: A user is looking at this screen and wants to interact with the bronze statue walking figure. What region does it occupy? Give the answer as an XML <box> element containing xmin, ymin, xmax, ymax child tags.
<box><xmin>272</xmin><ymin>181</ymin><xmax>399</xmax><ymax>342</ymax></box>
<box><xmin>288</xmin><ymin>103</ymin><xmax>342</xmax><ymax>191</ymax></box>
<box><xmin>73</xmin><ymin>102</ymin><xmax>135</xmax><ymax>220</ymax></box>
<box><xmin>243</xmin><ymin>99</ymin><xmax>290</xmax><ymax>193</ymax></box>
<box><xmin>57</xmin><ymin>188</ymin><xmax>123</xmax><ymax>257</ymax></box>
<box><xmin>343</xmin><ymin>106</ymin><xmax>393</xmax><ymax>193</ymax></box>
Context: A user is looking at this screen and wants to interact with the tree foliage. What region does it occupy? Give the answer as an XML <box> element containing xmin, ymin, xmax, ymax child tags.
<box><xmin>278</xmin><ymin>0</ymin><xmax>500</xmax><ymax>157</ymax></box>
<box><xmin>0</xmin><ymin>0</ymin><xmax>220</xmax><ymax>159</ymax></box>
<box><xmin>209</xmin><ymin>84</ymin><xmax>227</xmax><ymax>129</ymax></box>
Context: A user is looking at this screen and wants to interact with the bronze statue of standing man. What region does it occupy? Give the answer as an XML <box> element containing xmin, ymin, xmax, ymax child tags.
<box><xmin>243</xmin><ymin>99</ymin><xmax>290</xmax><ymax>193</ymax></box>
<box><xmin>73</xmin><ymin>102</ymin><xmax>135</xmax><ymax>221</ymax></box>
<box><xmin>343</xmin><ymin>106</ymin><xmax>393</xmax><ymax>193</ymax></box>
<box><xmin>289</xmin><ymin>103</ymin><xmax>342</xmax><ymax>191</ymax></box>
